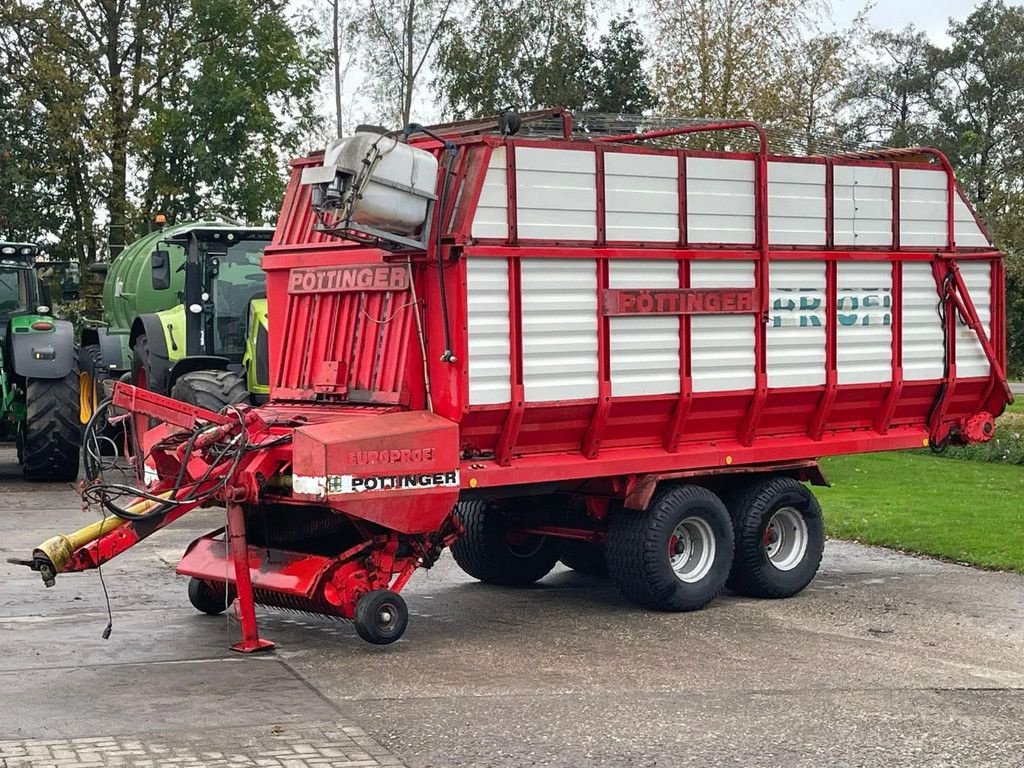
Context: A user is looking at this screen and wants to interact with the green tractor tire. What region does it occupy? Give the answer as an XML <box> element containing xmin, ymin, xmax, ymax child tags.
<box><xmin>170</xmin><ymin>369</ymin><xmax>250</xmax><ymax>413</ymax></box>
<box><xmin>22</xmin><ymin>359</ymin><xmax>82</xmax><ymax>482</ymax></box>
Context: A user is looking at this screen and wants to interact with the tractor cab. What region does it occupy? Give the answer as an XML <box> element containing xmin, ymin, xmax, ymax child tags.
<box><xmin>157</xmin><ymin>226</ymin><xmax>271</xmax><ymax>363</ymax></box>
<box><xmin>0</xmin><ymin>243</ymin><xmax>45</xmax><ymax>321</ymax></box>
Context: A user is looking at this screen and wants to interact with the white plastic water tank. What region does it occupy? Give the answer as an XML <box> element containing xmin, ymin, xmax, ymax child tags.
<box><xmin>317</xmin><ymin>128</ymin><xmax>438</xmax><ymax>235</ymax></box>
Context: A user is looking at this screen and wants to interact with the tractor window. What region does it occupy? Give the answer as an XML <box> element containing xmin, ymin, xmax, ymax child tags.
<box><xmin>210</xmin><ymin>240</ymin><xmax>267</xmax><ymax>358</ymax></box>
<box><xmin>0</xmin><ymin>267</ymin><xmax>32</xmax><ymax>316</ymax></box>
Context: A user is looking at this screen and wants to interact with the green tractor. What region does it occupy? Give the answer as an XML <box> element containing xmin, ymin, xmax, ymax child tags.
<box><xmin>80</xmin><ymin>222</ymin><xmax>273</xmax><ymax>425</ymax></box>
<box><xmin>0</xmin><ymin>243</ymin><xmax>80</xmax><ymax>481</ymax></box>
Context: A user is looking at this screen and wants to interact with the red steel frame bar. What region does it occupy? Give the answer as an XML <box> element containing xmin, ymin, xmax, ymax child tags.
<box><xmin>592</xmin><ymin>121</ymin><xmax>772</xmax><ymax>446</ymax></box>
<box><xmin>226</xmin><ymin>501</ymin><xmax>275</xmax><ymax>653</ymax></box>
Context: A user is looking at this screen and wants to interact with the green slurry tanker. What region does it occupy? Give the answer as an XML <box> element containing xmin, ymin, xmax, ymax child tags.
<box><xmin>0</xmin><ymin>243</ymin><xmax>80</xmax><ymax>481</ymax></box>
<box><xmin>80</xmin><ymin>221</ymin><xmax>273</xmax><ymax>424</ymax></box>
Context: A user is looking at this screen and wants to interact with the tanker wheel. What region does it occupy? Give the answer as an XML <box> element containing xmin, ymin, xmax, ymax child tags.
<box><xmin>559</xmin><ymin>540</ymin><xmax>608</xmax><ymax>577</ymax></box>
<box><xmin>131</xmin><ymin>334</ymin><xmax>155</xmax><ymax>391</ymax></box>
<box><xmin>170</xmin><ymin>369</ymin><xmax>250</xmax><ymax>412</ymax></box>
<box><xmin>187</xmin><ymin>577</ymin><xmax>233</xmax><ymax>615</ymax></box>
<box><xmin>450</xmin><ymin>501</ymin><xmax>559</xmax><ymax>587</ymax></box>
<box><xmin>80</xmin><ymin>344</ymin><xmax>121</xmax><ymax>454</ymax></box>
<box><xmin>22</xmin><ymin>361</ymin><xmax>82</xmax><ymax>483</ymax></box>
<box><xmin>605</xmin><ymin>485</ymin><xmax>733</xmax><ymax>612</ymax></box>
<box><xmin>354</xmin><ymin>589</ymin><xmax>408</xmax><ymax>645</ymax></box>
<box><xmin>726</xmin><ymin>477</ymin><xmax>824</xmax><ymax>599</ymax></box>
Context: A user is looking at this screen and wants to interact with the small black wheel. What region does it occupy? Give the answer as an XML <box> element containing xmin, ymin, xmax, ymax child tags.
<box><xmin>726</xmin><ymin>476</ymin><xmax>825</xmax><ymax>599</ymax></box>
<box><xmin>354</xmin><ymin>590</ymin><xmax>408</xmax><ymax>645</ymax></box>
<box><xmin>605</xmin><ymin>485</ymin><xmax>733</xmax><ymax>612</ymax></box>
<box><xmin>187</xmin><ymin>577</ymin><xmax>230</xmax><ymax>615</ymax></box>
<box><xmin>559</xmin><ymin>540</ymin><xmax>608</xmax><ymax>576</ymax></box>
<box><xmin>450</xmin><ymin>501</ymin><xmax>559</xmax><ymax>586</ymax></box>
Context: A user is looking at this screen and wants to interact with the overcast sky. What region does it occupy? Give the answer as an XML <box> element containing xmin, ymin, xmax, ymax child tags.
<box><xmin>830</xmin><ymin>0</ymin><xmax>1024</xmax><ymax>42</ymax></box>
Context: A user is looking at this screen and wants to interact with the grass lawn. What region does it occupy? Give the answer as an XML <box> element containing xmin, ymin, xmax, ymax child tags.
<box><xmin>818</xmin><ymin>447</ymin><xmax>1024</xmax><ymax>572</ymax></box>
<box><xmin>818</xmin><ymin>396</ymin><xmax>1024</xmax><ymax>572</ymax></box>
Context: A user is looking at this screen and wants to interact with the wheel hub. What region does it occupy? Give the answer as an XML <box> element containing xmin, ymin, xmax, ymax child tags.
<box><xmin>668</xmin><ymin>516</ymin><xmax>716</xmax><ymax>584</ymax></box>
<box><xmin>764</xmin><ymin>506</ymin><xmax>809</xmax><ymax>572</ymax></box>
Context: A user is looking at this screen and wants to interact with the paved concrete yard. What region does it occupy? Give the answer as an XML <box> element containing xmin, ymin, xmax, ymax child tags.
<box><xmin>1</xmin><ymin>445</ymin><xmax>1023</xmax><ymax>767</ymax></box>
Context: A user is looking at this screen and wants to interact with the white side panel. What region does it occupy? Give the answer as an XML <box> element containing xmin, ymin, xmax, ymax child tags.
<box><xmin>471</xmin><ymin>147</ymin><xmax>508</xmax><ymax>239</ymax></box>
<box><xmin>767</xmin><ymin>261</ymin><xmax>827</xmax><ymax>388</ymax></box>
<box><xmin>465</xmin><ymin>258</ymin><xmax>511</xmax><ymax>405</ymax></box>
<box><xmin>686</xmin><ymin>158</ymin><xmax>756</xmax><ymax>244</ymax></box>
<box><xmin>768</xmin><ymin>161</ymin><xmax>826</xmax><ymax>245</ymax></box>
<box><xmin>956</xmin><ymin>262</ymin><xmax>992</xmax><ymax>379</ymax></box>
<box><xmin>520</xmin><ymin>258</ymin><xmax>598</xmax><ymax>401</ymax></box>
<box><xmin>833</xmin><ymin>166</ymin><xmax>893</xmax><ymax>247</ymax></box>
<box><xmin>900</xmin><ymin>169</ymin><xmax>948</xmax><ymax>247</ymax></box>
<box><xmin>609</xmin><ymin>260</ymin><xmax>679</xmax><ymax>396</ymax></box>
<box><xmin>836</xmin><ymin>262</ymin><xmax>893</xmax><ymax>385</ymax></box>
<box><xmin>605</xmin><ymin>153</ymin><xmax>679</xmax><ymax>242</ymax></box>
<box><xmin>954</xmin><ymin>194</ymin><xmax>991</xmax><ymax>247</ymax></box>
<box><xmin>690</xmin><ymin>260</ymin><xmax>756</xmax><ymax>392</ymax></box>
<box><xmin>902</xmin><ymin>262</ymin><xmax>945</xmax><ymax>380</ymax></box>
<box><xmin>516</xmin><ymin>148</ymin><xmax>596</xmax><ymax>241</ymax></box>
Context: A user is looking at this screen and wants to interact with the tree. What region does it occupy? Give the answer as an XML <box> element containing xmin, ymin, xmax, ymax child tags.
<box><xmin>433</xmin><ymin>0</ymin><xmax>593</xmax><ymax>120</ymax></box>
<box><xmin>649</xmin><ymin>0</ymin><xmax>815</xmax><ymax>122</ymax></box>
<box><xmin>138</xmin><ymin>0</ymin><xmax>322</xmax><ymax>223</ymax></box>
<box><xmin>588</xmin><ymin>13</ymin><xmax>655</xmax><ymax>114</ymax></box>
<box><xmin>361</xmin><ymin>0</ymin><xmax>456</xmax><ymax>126</ymax></box>
<box><xmin>932</xmin><ymin>0</ymin><xmax>1024</xmax><ymax>209</ymax></box>
<box><xmin>841</xmin><ymin>27</ymin><xmax>937</xmax><ymax>147</ymax></box>
<box><xmin>930</xmin><ymin>0</ymin><xmax>1024</xmax><ymax>374</ymax></box>
<box><xmin>775</xmin><ymin>32</ymin><xmax>854</xmax><ymax>154</ymax></box>
<box><xmin>0</xmin><ymin>2</ymin><xmax>100</xmax><ymax>266</ymax></box>
<box><xmin>0</xmin><ymin>0</ymin><xmax>321</xmax><ymax>269</ymax></box>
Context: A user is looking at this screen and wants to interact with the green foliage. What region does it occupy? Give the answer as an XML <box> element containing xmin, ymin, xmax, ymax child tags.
<box><xmin>840</xmin><ymin>27</ymin><xmax>937</xmax><ymax>147</ymax></box>
<box><xmin>434</xmin><ymin>0</ymin><xmax>593</xmax><ymax>119</ymax></box>
<box><xmin>0</xmin><ymin>0</ymin><xmax>322</xmax><ymax>278</ymax></box>
<box><xmin>139</xmin><ymin>0</ymin><xmax>323</xmax><ymax>223</ymax></box>
<box><xmin>588</xmin><ymin>15</ymin><xmax>655</xmax><ymax>114</ymax></box>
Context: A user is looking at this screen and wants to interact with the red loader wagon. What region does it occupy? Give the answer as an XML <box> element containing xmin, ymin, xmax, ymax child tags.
<box><xmin>16</xmin><ymin>111</ymin><xmax>1012</xmax><ymax>650</ymax></box>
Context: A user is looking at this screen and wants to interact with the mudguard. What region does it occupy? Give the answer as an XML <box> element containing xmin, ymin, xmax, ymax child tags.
<box><xmin>11</xmin><ymin>319</ymin><xmax>76</xmax><ymax>379</ymax></box>
<box><xmin>130</xmin><ymin>313</ymin><xmax>173</xmax><ymax>394</ymax></box>
<box><xmin>81</xmin><ymin>326</ymin><xmax>129</xmax><ymax>372</ymax></box>
<box><xmin>167</xmin><ymin>355</ymin><xmax>231</xmax><ymax>392</ymax></box>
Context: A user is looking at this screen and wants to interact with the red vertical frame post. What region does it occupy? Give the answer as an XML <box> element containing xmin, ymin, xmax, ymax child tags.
<box><xmin>677</xmin><ymin>151</ymin><xmax>688</xmax><ymax>248</ymax></box>
<box><xmin>506</xmin><ymin>142</ymin><xmax>518</xmax><ymax>245</ymax></box>
<box><xmin>739</xmin><ymin>140</ymin><xmax>770</xmax><ymax>446</ymax></box>
<box><xmin>595</xmin><ymin>146</ymin><xmax>607</xmax><ymax>247</ymax></box>
<box><xmin>583</xmin><ymin>257</ymin><xmax>611</xmax><ymax>458</ymax></box>
<box><xmin>810</xmin><ymin>260</ymin><xmax>838</xmax><ymax>439</ymax></box>
<box><xmin>496</xmin><ymin>257</ymin><xmax>524</xmax><ymax>466</ymax></box>
<box><xmin>664</xmin><ymin>258</ymin><xmax>693</xmax><ymax>451</ymax></box>
<box><xmin>226</xmin><ymin>501</ymin><xmax>274</xmax><ymax>653</ymax></box>
<box><xmin>891</xmin><ymin>164</ymin><xmax>901</xmax><ymax>250</ymax></box>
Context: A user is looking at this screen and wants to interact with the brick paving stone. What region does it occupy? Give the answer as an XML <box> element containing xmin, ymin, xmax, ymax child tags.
<box><xmin>0</xmin><ymin>724</ymin><xmax>406</xmax><ymax>768</ymax></box>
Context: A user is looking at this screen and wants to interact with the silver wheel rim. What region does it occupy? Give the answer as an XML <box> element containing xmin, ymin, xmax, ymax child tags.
<box><xmin>764</xmin><ymin>506</ymin><xmax>808</xmax><ymax>571</ymax></box>
<box><xmin>668</xmin><ymin>516</ymin><xmax>716</xmax><ymax>583</ymax></box>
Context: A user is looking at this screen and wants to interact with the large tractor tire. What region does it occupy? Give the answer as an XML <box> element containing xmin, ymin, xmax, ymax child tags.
<box><xmin>559</xmin><ymin>540</ymin><xmax>608</xmax><ymax>577</ymax></box>
<box><xmin>170</xmin><ymin>369</ymin><xmax>250</xmax><ymax>412</ymax></box>
<box><xmin>22</xmin><ymin>364</ymin><xmax>81</xmax><ymax>482</ymax></box>
<box><xmin>725</xmin><ymin>476</ymin><xmax>825</xmax><ymax>599</ymax></box>
<box><xmin>605</xmin><ymin>485</ymin><xmax>733</xmax><ymax>612</ymax></box>
<box><xmin>451</xmin><ymin>501</ymin><xmax>560</xmax><ymax>587</ymax></box>
<box><xmin>131</xmin><ymin>334</ymin><xmax>155</xmax><ymax>391</ymax></box>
